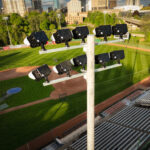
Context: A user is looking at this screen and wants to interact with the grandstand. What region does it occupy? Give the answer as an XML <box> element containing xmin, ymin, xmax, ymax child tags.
<box><xmin>42</xmin><ymin>90</ymin><xmax>150</xmax><ymax>150</ymax></box>
<box><xmin>135</xmin><ymin>90</ymin><xmax>150</xmax><ymax>106</ymax></box>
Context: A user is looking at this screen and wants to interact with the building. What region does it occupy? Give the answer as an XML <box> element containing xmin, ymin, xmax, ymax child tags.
<box><xmin>109</xmin><ymin>0</ymin><xmax>117</xmax><ymax>9</ymax></box>
<box><xmin>0</xmin><ymin>0</ymin><xmax>2</xmax><ymax>13</ymax></box>
<box><xmin>0</xmin><ymin>0</ymin><xmax>2</xmax><ymax>8</ymax></box>
<box><xmin>32</xmin><ymin>0</ymin><xmax>42</xmax><ymax>12</ymax></box>
<box><xmin>2</xmin><ymin>0</ymin><xmax>26</xmax><ymax>16</ymax></box>
<box><xmin>42</xmin><ymin>0</ymin><xmax>59</xmax><ymax>12</ymax></box>
<box><xmin>24</xmin><ymin>0</ymin><xmax>33</xmax><ymax>12</ymax></box>
<box><xmin>85</xmin><ymin>0</ymin><xmax>116</xmax><ymax>11</ymax></box>
<box><xmin>67</xmin><ymin>0</ymin><xmax>81</xmax><ymax>15</ymax></box>
<box><xmin>91</xmin><ymin>0</ymin><xmax>108</xmax><ymax>10</ymax></box>
<box><xmin>114</xmin><ymin>5</ymin><xmax>142</xmax><ymax>12</ymax></box>
<box><xmin>65</xmin><ymin>0</ymin><xmax>88</xmax><ymax>24</ymax></box>
<box><xmin>126</xmin><ymin>0</ymin><xmax>140</xmax><ymax>6</ymax></box>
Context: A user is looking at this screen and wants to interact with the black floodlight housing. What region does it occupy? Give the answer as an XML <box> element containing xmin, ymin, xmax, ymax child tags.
<box><xmin>53</xmin><ymin>60</ymin><xmax>72</xmax><ymax>77</ymax></box>
<box><xmin>26</xmin><ymin>31</ymin><xmax>48</xmax><ymax>51</ymax></box>
<box><xmin>70</xmin><ymin>55</ymin><xmax>87</xmax><ymax>70</ymax></box>
<box><xmin>95</xmin><ymin>53</ymin><xmax>110</xmax><ymax>67</ymax></box>
<box><xmin>28</xmin><ymin>64</ymin><xmax>51</xmax><ymax>82</ymax></box>
<box><xmin>112</xmin><ymin>24</ymin><xmax>128</xmax><ymax>39</ymax></box>
<box><xmin>110</xmin><ymin>50</ymin><xmax>125</xmax><ymax>64</ymax></box>
<box><xmin>94</xmin><ymin>25</ymin><xmax>112</xmax><ymax>41</ymax></box>
<box><xmin>52</xmin><ymin>29</ymin><xmax>73</xmax><ymax>47</ymax></box>
<box><xmin>72</xmin><ymin>26</ymin><xmax>89</xmax><ymax>43</ymax></box>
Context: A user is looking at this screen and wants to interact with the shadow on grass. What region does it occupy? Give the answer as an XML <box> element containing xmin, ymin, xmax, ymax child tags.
<box><xmin>0</xmin><ymin>51</ymin><xmax>32</xmax><ymax>69</ymax></box>
<box><xmin>0</xmin><ymin>52</ymin><xmax>20</xmax><ymax>60</ymax></box>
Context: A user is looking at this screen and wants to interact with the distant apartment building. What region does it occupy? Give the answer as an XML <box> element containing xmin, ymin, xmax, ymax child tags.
<box><xmin>66</xmin><ymin>0</ymin><xmax>87</xmax><ymax>24</ymax></box>
<box><xmin>24</xmin><ymin>0</ymin><xmax>33</xmax><ymax>12</ymax></box>
<box><xmin>0</xmin><ymin>0</ymin><xmax>2</xmax><ymax>12</ymax></box>
<box><xmin>109</xmin><ymin>0</ymin><xmax>117</xmax><ymax>9</ymax></box>
<box><xmin>126</xmin><ymin>0</ymin><xmax>140</xmax><ymax>6</ymax></box>
<box><xmin>32</xmin><ymin>0</ymin><xmax>42</xmax><ymax>12</ymax></box>
<box><xmin>42</xmin><ymin>0</ymin><xmax>59</xmax><ymax>12</ymax></box>
<box><xmin>92</xmin><ymin>0</ymin><xmax>108</xmax><ymax>10</ymax></box>
<box><xmin>67</xmin><ymin>0</ymin><xmax>81</xmax><ymax>15</ymax></box>
<box><xmin>2</xmin><ymin>0</ymin><xmax>26</xmax><ymax>16</ymax></box>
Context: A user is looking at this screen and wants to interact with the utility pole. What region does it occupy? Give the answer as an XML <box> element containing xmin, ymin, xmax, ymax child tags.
<box><xmin>86</xmin><ymin>35</ymin><xmax>95</xmax><ymax>150</ymax></box>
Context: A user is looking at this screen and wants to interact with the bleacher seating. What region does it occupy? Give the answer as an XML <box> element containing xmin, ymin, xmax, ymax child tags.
<box><xmin>66</xmin><ymin>105</ymin><xmax>150</xmax><ymax>149</ymax></box>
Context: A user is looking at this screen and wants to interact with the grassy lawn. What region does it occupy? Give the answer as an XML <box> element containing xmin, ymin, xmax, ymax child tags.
<box><xmin>0</xmin><ymin>76</ymin><xmax>54</xmax><ymax>108</ymax></box>
<box><xmin>0</xmin><ymin>43</ymin><xmax>150</xmax><ymax>150</ymax></box>
<box><xmin>118</xmin><ymin>36</ymin><xmax>150</xmax><ymax>50</ymax></box>
<box><xmin>0</xmin><ymin>42</ymin><xmax>83</xmax><ymax>71</ymax></box>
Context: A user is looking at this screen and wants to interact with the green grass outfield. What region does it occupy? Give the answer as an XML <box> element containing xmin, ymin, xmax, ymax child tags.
<box><xmin>0</xmin><ymin>43</ymin><xmax>150</xmax><ymax>150</ymax></box>
<box><xmin>0</xmin><ymin>76</ymin><xmax>54</xmax><ymax>108</ymax></box>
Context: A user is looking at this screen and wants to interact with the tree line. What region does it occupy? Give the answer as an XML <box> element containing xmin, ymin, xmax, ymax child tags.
<box><xmin>85</xmin><ymin>11</ymin><xmax>124</xmax><ymax>26</ymax></box>
<box><xmin>0</xmin><ymin>11</ymin><xmax>66</xmax><ymax>46</ymax></box>
<box><xmin>1</xmin><ymin>10</ymin><xmax>150</xmax><ymax>46</ymax></box>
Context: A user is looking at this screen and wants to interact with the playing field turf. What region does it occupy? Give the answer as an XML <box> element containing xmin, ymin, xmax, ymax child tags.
<box><xmin>0</xmin><ymin>42</ymin><xmax>150</xmax><ymax>150</ymax></box>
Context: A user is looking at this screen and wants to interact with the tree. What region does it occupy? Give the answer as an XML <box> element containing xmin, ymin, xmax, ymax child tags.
<box><xmin>0</xmin><ymin>15</ymin><xmax>9</xmax><ymax>46</ymax></box>
<box><xmin>49</xmin><ymin>24</ymin><xmax>56</xmax><ymax>30</ymax></box>
<box><xmin>141</xmin><ymin>15</ymin><xmax>150</xmax><ymax>42</ymax></box>
<box><xmin>27</xmin><ymin>11</ymin><xmax>41</xmax><ymax>32</ymax></box>
<box><xmin>40</xmin><ymin>20</ymin><xmax>49</xmax><ymax>30</ymax></box>
<box><xmin>0</xmin><ymin>10</ymin><xmax>65</xmax><ymax>46</ymax></box>
<box><xmin>9</xmin><ymin>13</ymin><xmax>27</xmax><ymax>45</ymax></box>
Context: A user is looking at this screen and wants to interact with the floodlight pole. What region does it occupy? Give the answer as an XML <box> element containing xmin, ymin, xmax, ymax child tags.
<box><xmin>104</xmin><ymin>11</ymin><xmax>106</xmax><ymax>25</ymax></box>
<box><xmin>57</xmin><ymin>14</ymin><xmax>61</xmax><ymax>29</ymax></box>
<box><xmin>85</xmin><ymin>35</ymin><xmax>95</xmax><ymax>150</ymax></box>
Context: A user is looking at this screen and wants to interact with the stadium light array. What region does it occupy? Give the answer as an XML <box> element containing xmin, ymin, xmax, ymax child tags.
<box><xmin>112</xmin><ymin>24</ymin><xmax>128</xmax><ymax>39</ymax></box>
<box><xmin>72</xmin><ymin>26</ymin><xmax>89</xmax><ymax>43</ymax></box>
<box><xmin>110</xmin><ymin>50</ymin><xmax>125</xmax><ymax>64</ymax></box>
<box><xmin>28</xmin><ymin>64</ymin><xmax>51</xmax><ymax>82</ymax></box>
<box><xmin>24</xmin><ymin>31</ymin><xmax>48</xmax><ymax>51</ymax></box>
<box><xmin>53</xmin><ymin>60</ymin><xmax>73</xmax><ymax>77</ymax></box>
<box><xmin>51</xmin><ymin>29</ymin><xmax>73</xmax><ymax>47</ymax></box>
<box><xmin>95</xmin><ymin>53</ymin><xmax>110</xmax><ymax>68</ymax></box>
<box><xmin>93</xmin><ymin>25</ymin><xmax>112</xmax><ymax>41</ymax></box>
<box><xmin>70</xmin><ymin>55</ymin><xmax>87</xmax><ymax>70</ymax></box>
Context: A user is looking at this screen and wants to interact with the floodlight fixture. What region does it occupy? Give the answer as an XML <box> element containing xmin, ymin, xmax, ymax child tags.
<box><xmin>110</xmin><ymin>50</ymin><xmax>125</xmax><ymax>64</ymax></box>
<box><xmin>72</xmin><ymin>26</ymin><xmax>89</xmax><ymax>43</ymax></box>
<box><xmin>112</xmin><ymin>24</ymin><xmax>128</xmax><ymax>39</ymax></box>
<box><xmin>95</xmin><ymin>53</ymin><xmax>110</xmax><ymax>67</ymax></box>
<box><xmin>28</xmin><ymin>64</ymin><xmax>51</xmax><ymax>82</ymax></box>
<box><xmin>70</xmin><ymin>55</ymin><xmax>87</xmax><ymax>70</ymax></box>
<box><xmin>24</xmin><ymin>31</ymin><xmax>48</xmax><ymax>51</ymax></box>
<box><xmin>93</xmin><ymin>25</ymin><xmax>112</xmax><ymax>41</ymax></box>
<box><xmin>51</xmin><ymin>29</ymin><xmax>73</xmax><ymax>47</ymax></box>
<box><xmin>53</xmin><ymin>60</ymin><xmax>73</xmax><ymax>77</ymax></box>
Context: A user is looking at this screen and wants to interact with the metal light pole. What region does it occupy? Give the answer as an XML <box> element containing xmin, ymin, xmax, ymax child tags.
<box><xmin>85</xmin><ymin>35</ymin><xmax>95</xmax><ymax>150</ymax></box>
<box><xmin>3</xmin><ymin>17</ymin><xmax>12</xmax><ymax>45</ymax></box>
<box><xmin>104</xmin><ymin>11</ymin><xmax>107</xmax><ymax>25</ymax></box>
<box><xmin>57</xmin><ymin>13</ymin><xmax>61</xmax><ymax>29</ymax></box>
